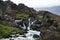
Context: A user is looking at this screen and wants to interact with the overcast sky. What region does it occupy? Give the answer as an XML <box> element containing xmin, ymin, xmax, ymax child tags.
<box><xmin>3</xmin><ymin>0</ymin><xmax>60</xmax><ymax>8</ymax></box>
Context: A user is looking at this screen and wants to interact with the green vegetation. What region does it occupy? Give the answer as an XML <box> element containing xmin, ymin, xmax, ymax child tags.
<box><xmin>0</xmin><ymin>23</ymin><xmax>26</xmax><ymax>38</ymax></box>
<box><xmin>35</xmin><ymin>38</ymin><xmax>40</xmax><ymax>40</ymax></box>
<box><xmin>16</xmin><ymin>13</ymin><xmax>29</xmax><ymax>18</ymax></box>
<box><xmin>37</xmin><ymin>15</ymin><xmax>43</xmax><ymax>20</ymax></box>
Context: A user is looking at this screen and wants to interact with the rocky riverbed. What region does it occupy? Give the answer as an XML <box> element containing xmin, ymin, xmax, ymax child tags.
<box><xmin>0</xmin><ymin>18</ymin><xmax>40</xmax><ymax>40</ymax></box>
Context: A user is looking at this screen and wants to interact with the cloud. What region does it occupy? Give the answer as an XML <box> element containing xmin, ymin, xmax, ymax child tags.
<box><xmin>3</xmin><ymin>0</ymin><xmax>60</xmax><ymax>8</ymax></box>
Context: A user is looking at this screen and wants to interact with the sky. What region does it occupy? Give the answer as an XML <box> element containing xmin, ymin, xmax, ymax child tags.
<box><xmin>3</xmin><ymin>0</ymin><xmax>60</xmax><ymax>8</ymax></box>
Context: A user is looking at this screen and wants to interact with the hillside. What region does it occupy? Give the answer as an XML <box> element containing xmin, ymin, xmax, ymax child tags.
<box><xmin>38</xmin><ymin>11</ymin><xmax>60</xmax><ymax>23</ymax></box>
<box><xmin>0</xmin><ymin>0</ymin><xmax>36</xmax><ymax>18</ymax></box>
<box><xmin>0</xmin><ymin>0</ymin><xmax>60</xmax><ymax>40</ymax></box>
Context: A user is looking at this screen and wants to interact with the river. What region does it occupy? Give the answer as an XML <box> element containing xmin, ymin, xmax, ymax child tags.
<box><xmin>1</xmin><ymin>18</ymin><xmax>40</xmax><ymax>40</ymax></box>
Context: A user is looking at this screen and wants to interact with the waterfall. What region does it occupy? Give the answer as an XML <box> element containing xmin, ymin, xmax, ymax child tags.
<box><xmin>22</xmin><ymin>23</ymin><xmax>26</xmax><ymax>29</ymax></box>
<box><xmin>19</xmin><ymin>18</ymin><xmax>37</xmax><ymax>30</ymax></box>
<box><xmin>27</xmin><ymin>18</ymin><xmax>31</xmax><ymax>30</ymax></box>
<box><xmin>1</xmin><ymin>18</ymin><xmax>40</xmax><ymax>40</ymax></box>
<box><xmin>27</xmin><ymin>18</ymin><xmax>37</xmax><ymax>30</ymax></box>
<box><xmin>19</xmin><ymin>23</ymin><xmax>26</xmax><ymax>29</ymax></box>
<box><xmin>19</xmin><ymin>18</ymin><xmax>31</xmax><ymax>30</ymax></box>
<box><xmin>31</xmin><ymin>20</ymin><xmax>37</xmax><ymax>25</ymax></box>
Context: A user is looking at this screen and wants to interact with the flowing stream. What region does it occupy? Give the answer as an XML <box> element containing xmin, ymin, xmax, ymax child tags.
<box><xmin>1</xmin><ymin>18</ymin><xmax>40</xmax><ymax>40</ymax></box>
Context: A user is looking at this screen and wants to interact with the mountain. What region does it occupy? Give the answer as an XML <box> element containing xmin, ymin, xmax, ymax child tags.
<box><xmin>35</xmin><ymin>6</ymin><xmax>60</xmax><ymax>15</ymax></box>
<box><xmin>0</xmin><ymin>0</ymin><xmax>60</xmax><ymax>22</ymax></box>
<box><xmin>0</xmin><ymin>0</ymin><xmax>36</xmax><ymax>18</ymax></box>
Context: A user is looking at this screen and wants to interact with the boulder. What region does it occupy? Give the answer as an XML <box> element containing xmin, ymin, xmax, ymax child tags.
<box><xmin>33</xmin><ymin>34</ymin><xmax>39</xmax><ymax>38</ymax></box>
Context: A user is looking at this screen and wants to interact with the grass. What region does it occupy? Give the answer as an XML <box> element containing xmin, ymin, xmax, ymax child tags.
<box><xmin>16</xmin><ymin>13</ymin><xmax>29</xmax><ymax>19</ymax></box>
<box><xmin>0</xmin><ymin>23</ymin><xmax>26</xmax><ymax>38</ymax></box>
<box><xmin>37</xmin><ymin>15</ymin><xmax>43</xmax><ymax>20</ymax></box>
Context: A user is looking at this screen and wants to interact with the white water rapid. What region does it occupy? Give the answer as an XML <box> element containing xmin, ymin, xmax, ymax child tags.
<box><xmin>1</xmin><ymin>18</ymin><xmax>40</xmax><ymax>40</ymax></box>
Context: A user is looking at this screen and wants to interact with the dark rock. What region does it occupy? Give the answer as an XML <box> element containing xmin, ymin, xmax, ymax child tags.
<box><xmin>40</xmin><ymin>31</ymin><xmax>60</xmax><ymax>40</ymax></box>
<box><xmin>10</xmin><ymin>39</ymin><xmax>14</xmax><ymax>40</ymax></box>
<box><xmin>33</xmin><ymin>34</ymin><xmax>39</xmax><ymax>38</ymax></box>
<box><xmin>22</xmin><ymin>35</ymin><xmax>26</xmax><ymax>37</ymax></box>
<box><xmin>31</xmin><ymin>20</ymin><xmax>41</xmax><ymax>31</ymax></box>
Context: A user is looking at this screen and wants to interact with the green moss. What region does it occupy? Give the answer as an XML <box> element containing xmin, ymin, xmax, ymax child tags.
<box><xmin>35</xmin><ymin>38</ymin><xmax>40</xmax><ymax>40</ymax></box>
<box><xmin>16</xmin><ymin>13</ymin><xmax>29</xmax><ymax>18</ymax></box>
<box><xmin>37</xmin><ymin>15</ymin><xmax>43</xmax><ymax>20</ymax></box>
<box><xmin>0</xmin><ymin>23</ymin><xmax>26</xmax><ymax>38</ymax></box>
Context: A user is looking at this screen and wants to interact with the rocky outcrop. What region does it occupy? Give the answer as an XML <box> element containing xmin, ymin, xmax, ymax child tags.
<box><xmin>0</xmin><ymin>0</ymin><xmax>36</xmax><ymax>19</ymax></box>
<box><xmin>40</xmin><ymin>31</ymin><xmax>60</xmax><ymax>40</ymax></box>
<box><xmin>39</xmin><ymin>11</ymin><xmax>60</xmax><ymax>40</ymax></box>
<box><xmin>31</xmin><ymin>20</ymin><xmax>42</xmax><ymax>31</ymax></box>
<box><xmin>38</xmin><ymin>11</ymin><xmax>60</xmax><ymax>23</ymax></box>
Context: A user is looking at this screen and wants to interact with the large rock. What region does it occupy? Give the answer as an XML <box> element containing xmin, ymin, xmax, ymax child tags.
<box><xmin>40</xmin><ymin>30</ymin><xmax>60</xmax><ymax>40</ymax></box>
<box><xmin>33</xmin><ymin>34</ymin><xmax>39</xmax><ymax>38</ymax></box>
<box><xmin>40</xmin><ymin>12</ymin><xmax>60</xmax><ymax>40</ymax></box>
<box><xmin>31</xmin><ymin>20</ymin><xmax>41</xmax><ymax>31</ymax></box>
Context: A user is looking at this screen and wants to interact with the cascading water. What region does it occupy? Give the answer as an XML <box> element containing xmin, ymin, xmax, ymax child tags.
<box><xmin>27</xmin><ymin>18</ymin><xmax>31</xmax><ymax>30</ymax></box>
<box><xmin>1</xmin><ymin>18</ymin><xmax>40</xmax><ymax>40</ymax></box>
